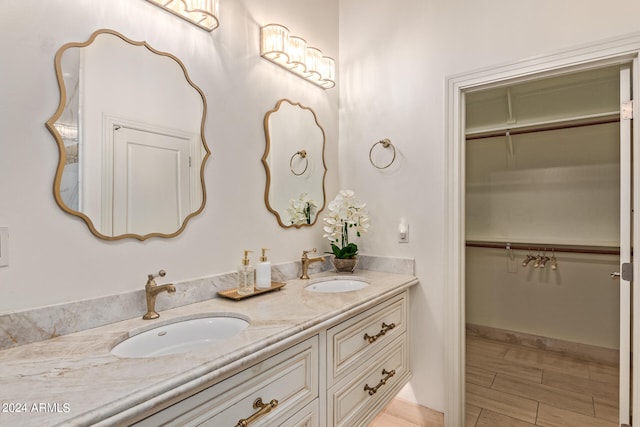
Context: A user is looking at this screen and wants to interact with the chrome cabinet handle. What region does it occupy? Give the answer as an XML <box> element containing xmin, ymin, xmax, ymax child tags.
<box><xmin>364</xmin><ymin>369</ymin><xmax>396</xmax><ymax>396</ymax></box>
<box><xmin>364</xmin><ymin>322</ymin><xmax>396</xmax><ymax>343</ymax></box>
<box><xmin>235</xmin><ymin>397</ymin><xmax>278</xmax><ymax>427</ymax></box>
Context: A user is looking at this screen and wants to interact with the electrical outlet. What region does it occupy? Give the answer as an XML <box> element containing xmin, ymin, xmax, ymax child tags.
<box><xmin>0</xmin><ymin>227</ymin><xmax>8</xmax><ymax>267</ymax></box>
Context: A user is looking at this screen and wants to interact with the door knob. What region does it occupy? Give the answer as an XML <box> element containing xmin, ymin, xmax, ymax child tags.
<box><xmin>611</xmin><ymin>263</ymin><xmax>633</xmax><ymax>281</ymax></box>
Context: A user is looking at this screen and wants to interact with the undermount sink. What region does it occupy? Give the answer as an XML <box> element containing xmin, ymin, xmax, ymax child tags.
<box><xmin>111</xmin><ymin>315</ymin><xmax>249</xmax><ymax>358</ymax></box>
<box><xmin>305</xmin><ymin>277</ymin><xmax>369</xmax><ymax>293</ymax></box>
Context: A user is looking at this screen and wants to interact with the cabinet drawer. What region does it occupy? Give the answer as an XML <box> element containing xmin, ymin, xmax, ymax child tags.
<box><xmin>328</xmin><ymin>335</ymin><xmax>409</xmax><ymax>427</ymax></box>
<box><xmin>135</xmin><ymin>336</ymin><xmax>318</xmax><ymax>427</ymax></box>
<box><xmin>327</xmin><ymin>291</ymin><xmax>407</xmax><ymax>385</ymax></box>
<box><xmin>276</xmin><ymin>399</ymin><xmax>319</xmax><ymax>427</ymax></box>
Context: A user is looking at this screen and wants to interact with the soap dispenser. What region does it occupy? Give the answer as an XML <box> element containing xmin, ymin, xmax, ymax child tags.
<box><xmin>237</xmin><ymin>250</ymin><xmax>255</xmax><ymax>296</ymax></box>
<box><xmin>256</xmin><ymin>248</ymin><xmax>271</xmax><ymax>290</ymax></box>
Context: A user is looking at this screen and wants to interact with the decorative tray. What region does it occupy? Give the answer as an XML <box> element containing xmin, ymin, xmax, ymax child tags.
<box><xmin>217</xmin><ymin>281</ymin><xmax>287</xmax><ymax>301</ymax></box>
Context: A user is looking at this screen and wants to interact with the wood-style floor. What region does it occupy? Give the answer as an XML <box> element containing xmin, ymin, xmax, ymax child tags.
<box><xmin>370</xmin><ymin>335</ymin><xmax>619</xmax><ymax>427</ymax></box>
<box><xmin>370</xmin><ymin>397</ymin><xmax>444</xmax><ymax>426</ymax></box>
<box><xmin>465</xmin><ymin>335</ymin><xmax>619</xmax><ymax>427</ymax></box>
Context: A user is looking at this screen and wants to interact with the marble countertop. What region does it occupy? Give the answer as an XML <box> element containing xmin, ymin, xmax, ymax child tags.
<box><xmin>0</xmin><ymin>270</ymin><xmax>418</xmax><ymax>426</ymax></box>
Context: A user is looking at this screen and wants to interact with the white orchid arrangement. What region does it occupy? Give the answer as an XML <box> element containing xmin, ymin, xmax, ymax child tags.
<box><xmin>287</xmin><ymin>193</ymin><xmax>318</xmax><ymax>225</ymax></box>
<box><xmin>322</xmin><ymin>189</ymin><xmax>370</xmax><ymax>259</ymax></box>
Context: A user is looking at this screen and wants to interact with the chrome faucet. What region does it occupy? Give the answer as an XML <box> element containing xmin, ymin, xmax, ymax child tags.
<box><xmin>143</xmin><ymin>270</ymin><xmax>176</xmax><ymax>320</ymax></box>
<box><xmin>300</xmin><ymin>248</ymin><xmax>325</xmax><ymax>279</ymax></box>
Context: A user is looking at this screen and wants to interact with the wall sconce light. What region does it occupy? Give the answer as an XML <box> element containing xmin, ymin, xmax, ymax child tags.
<box><xmin>145</xmin><ymin>0</ymin><xmax>219</xmax><ymax>31</ymax></box>
<box><xmin>260</xmin><ymin>24</ymin><xmax>336</xmax><ymax>89</ymax></box>
<box><xmin>53</xmin><ymin>123</ymin><xmax>78</xmax><ymax>141</ymax></box>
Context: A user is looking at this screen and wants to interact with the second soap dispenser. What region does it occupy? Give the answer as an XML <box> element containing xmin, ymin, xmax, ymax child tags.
<box><xmin>237</xmin><ymin>250</ymin><xmax>255</xmax><ymax>296</ymax></box>
<box><xmin>256</xmin><ymin>248</ymin><xmax>271</xmax><ymax>290</ymax></box>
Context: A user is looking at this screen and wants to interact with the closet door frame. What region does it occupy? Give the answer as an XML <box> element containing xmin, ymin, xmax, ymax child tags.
<box><xmin>445</xmin><ymin>34</ymin><xmax>640</xmax><ymax>427</ymax></box>
<box><xmin>619</xmin><ymin>63</ymin><xmax>633</xmax><ymax>426</ymax></box>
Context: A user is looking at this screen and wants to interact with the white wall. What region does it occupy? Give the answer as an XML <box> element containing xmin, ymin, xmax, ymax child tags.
<box><xmin>0</xmin><ymin>0</ymin><xmax>338</xmax><ymax>311</ymax></box>
<box><xmin>466</xmin><ymin>248</ymin><xmax>620</xmax><ymax>349</ymax></box>
<box><xmin>466</xmin><ymin>129</ymin><xmax>620</xmax><ymax>246</ymax></box>
<box><xmin>338</xmin><ymin>0</ymin><xmax>640</xmax><ymax>413</ymax></box>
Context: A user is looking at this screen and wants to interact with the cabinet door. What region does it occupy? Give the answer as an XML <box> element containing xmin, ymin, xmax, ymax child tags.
<box><xmin>134</xmin><ymin>336</ymin><xmax>318</xmax><ymax>427</ymax></box>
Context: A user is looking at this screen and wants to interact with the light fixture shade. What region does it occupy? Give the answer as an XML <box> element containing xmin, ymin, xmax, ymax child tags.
<box><xmin>146</xmin><ymin>0</ymin><xmax>220</xmax><ymax>31</ymax></box>
<box><xmin>304</xmin><ymin>47</ymin><xmax>322</xmax><ymax>80</ymax></box>
<box><xmin>319</xmin><ymin>57</ymin><xmax>336</xmax><ymax>88</ymax></box>
<box><xmin>288</xmin><ymin>37</ymin><xmax>307</xmax><ymax>72</ymax></box>
<box><xmin>260</xmin><ymin>24</ymin><xmax>336</xmax><ymax>90</ymax></box>
<box><xmin>261</xmin><ymin>24</ymin><xmax>290</xmax><ymax>64</ymax></box>
<box><xmin>53</xmin><ymin>123</ymin><xmax>78</xmax><ymax>141</ymax></box>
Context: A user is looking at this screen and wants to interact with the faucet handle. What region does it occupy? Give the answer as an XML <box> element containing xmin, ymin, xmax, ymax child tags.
<box><xmin>147</xmin><ymin>270</ymin><xmax>166</xmax><ymax>280</ymax></box>
<box><xmin>302</xmin><ymin>248</ymin><xmax>317</xmax><ymax>258</ymax></box>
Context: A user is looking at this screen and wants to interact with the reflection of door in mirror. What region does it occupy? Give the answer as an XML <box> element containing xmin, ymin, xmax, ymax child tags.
<box><xmin>46</xmin><ymin>29</ymin><xmax>210</xmax><ymax>240</ymax></box>
<box><xmin>110</xmin><ymin>126</ymin><xmax>192</xmax><ymax>236</ymax></box>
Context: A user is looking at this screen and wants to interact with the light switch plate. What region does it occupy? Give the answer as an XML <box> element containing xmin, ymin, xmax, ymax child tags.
<box><xmin>0</xmin><ymin>227</ymin><xmax>8</xmax><ymax>267</ymax></box>
<box><xmin>398</xmin><ymin>223</ymin><xmax>409</xmax><ymax>243</ymax></box>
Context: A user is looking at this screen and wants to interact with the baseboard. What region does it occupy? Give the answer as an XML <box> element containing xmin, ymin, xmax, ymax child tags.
<box><xmin>466</xmin><ymin>323</ymin><xmax>619</xmax><ymax>366</ymax></box>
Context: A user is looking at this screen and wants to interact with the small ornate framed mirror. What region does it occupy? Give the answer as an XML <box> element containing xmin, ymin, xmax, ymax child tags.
<box><xmin>262</xmin><ymin>99</ymin><xmax>327</xmax><ymax>228</ymax></box>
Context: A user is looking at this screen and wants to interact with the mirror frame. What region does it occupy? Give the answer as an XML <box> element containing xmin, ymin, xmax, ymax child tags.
<box><xmin>262</xmin><ymin>99</ymin><xmax>327</xmax><ymax>228</ymax></box>
<box><xmin>45</xmin><ymin>29</ymin><xmax>210</xmax><ymax>241</ymax></box>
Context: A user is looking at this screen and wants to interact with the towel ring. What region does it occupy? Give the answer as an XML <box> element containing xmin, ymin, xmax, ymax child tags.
<box><xmin>369</xmin><ymin>138</ymin><xmax>396</xmax><ymax>169</ymax></box>
<box><xmin>290</xmin><ymin>150</ymin><xmax>308</xmax><ymax>176</ymax></box>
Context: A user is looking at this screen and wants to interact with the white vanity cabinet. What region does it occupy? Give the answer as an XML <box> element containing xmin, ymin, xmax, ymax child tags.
<box><xmin>0</xmin><ymin>269</ymin><xmax>418</xmax><ymax>427</ymax></box>
<box><xmin>326</xmin><ymin>291</ymin><xmax>410</xmax><ymax>426</ymax></box>
<box><xmin>134</xmin><ymin>336</ymin><xmax>319</xmax><ymax>427</ymax></box>
<box><xmin>132</xmin><ymin>289</ymin><xmax>410</xmax><ymax>427</ymax></box>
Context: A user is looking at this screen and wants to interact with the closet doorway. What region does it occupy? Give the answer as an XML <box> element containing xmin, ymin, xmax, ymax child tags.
<box><xmin>445</xmin><ymin>35</ymin><xmax>640</xmax><ymax>427</ymax></box>
<box><xmin>464</xmin><ymin>65</ymin><xmax>626</xmax><ymax>426</ymax></box>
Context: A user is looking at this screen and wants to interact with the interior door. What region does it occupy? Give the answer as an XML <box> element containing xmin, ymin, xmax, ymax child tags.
<box><xmin>112</xmin><ymin>126</ymin><xmax>191</xmax><ymax>236</ymax></box>
<box><xmin>618</xmin><ymin>63</ymin><xmax>632</xmax><ymax>427</ymax></box>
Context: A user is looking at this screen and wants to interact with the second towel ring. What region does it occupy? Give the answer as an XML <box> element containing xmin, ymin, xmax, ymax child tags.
<box><xmin>369</xmin><ymin>138</ymin><xmax>396</xmax><ymax>169</ymax></box>
<box><xmin>290</xmin><ymin>150</ymin><xmax>308</xmax><ymax>176</ymax></box>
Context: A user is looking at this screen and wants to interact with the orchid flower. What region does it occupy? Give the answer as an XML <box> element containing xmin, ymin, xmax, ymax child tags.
<box><xmin>322</xmin><ymin>190</ymin><xmax>369</xmax><ymax>258</ymax></box>
<box><xmin>287</xmin><ymin>193</ymin><xmax>318</xmax><ymax>225</ymax></box>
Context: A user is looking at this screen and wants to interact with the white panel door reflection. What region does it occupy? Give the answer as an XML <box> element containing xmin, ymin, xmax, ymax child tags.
<box><xmin>112</xmin><ymin>126</ymin><xmax>191</xmax><ymax>236</ymax></box>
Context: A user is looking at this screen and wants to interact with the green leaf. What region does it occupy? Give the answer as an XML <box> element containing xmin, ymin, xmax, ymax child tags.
<box><xmin>325</xmin><ymin>243</ymin><xmax>359</xmax><ymax>259</ymax></box>
<box><xmin>337</xmin><ymin>243</ymin><xmax>359</xmax><ymax>259</ymax></box>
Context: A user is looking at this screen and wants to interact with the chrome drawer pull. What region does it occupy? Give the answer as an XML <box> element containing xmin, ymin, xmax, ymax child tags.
<box><xmin>364</xmin><ymin>368</ymin><xmax>396</xmax><ymax>396</ymax></box>
<box><xmin>363</xmin><ymin>322</ymin><xmax>396</xmax><ymax>343</ymax></box>
<box><xmin>235</xmin><ymin>397</ymin><xmax>278</xmax><ymax>427</ymax></box>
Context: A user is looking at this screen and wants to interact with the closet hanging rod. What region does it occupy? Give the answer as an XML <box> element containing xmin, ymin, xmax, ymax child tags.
<box><xmin>465</xmin><ymin>114</ymin><xmax>619</xmax><ymax>141</ymax></box>
<box><xmin>465</xmin><ymin>240</ymin><xmax>620</xmax><ymax>255</ymax></box>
